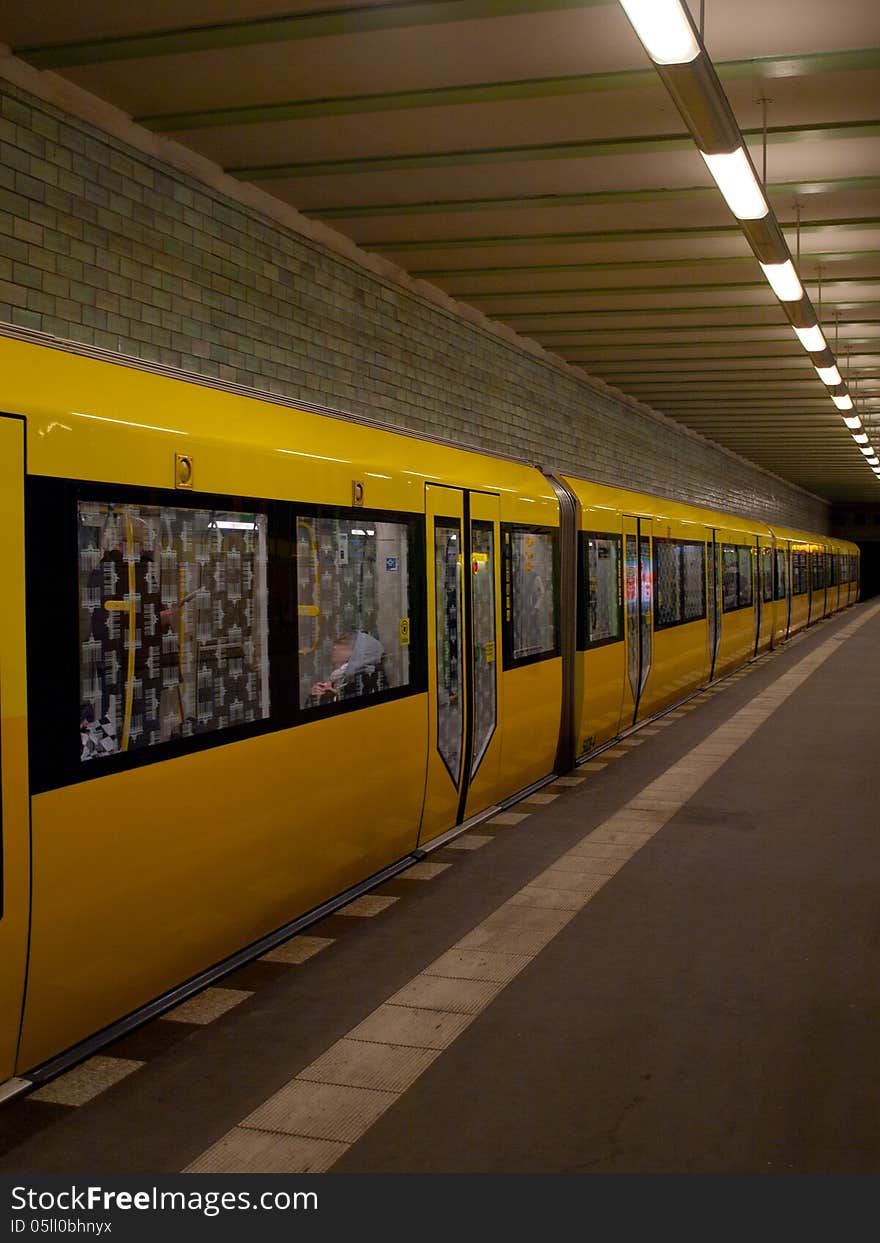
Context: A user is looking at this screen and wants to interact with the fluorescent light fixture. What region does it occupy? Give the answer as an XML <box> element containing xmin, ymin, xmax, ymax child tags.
<box><xmin>617</xmin><ymin>0</ymin><xmax>700</xmax><ymax>64</ymax></box>
<box><xmin>700</xmin><ymin>148</ymin><xmax>768</xmax><ymax>220</ymax></box>
<box><xmin>814</xmin><ymin>363</ymin><xmax>843</xmax><ymax>386</ymax></box>
<box><xmin>759</xmin><ymin>260</ymin><xmax>803</xmax><ymax>302</ymax></box>
<box><xmin>859</xmin><ymin>445</ymin><xmax>875</xmax><ymax>456</ymax></box>
<box><xmin>833</xmin><ymin>394</ymin><xmax>854</xmax><ymax>411</ymax></box>
<box><xmin>793</xmin><ymin>324</ymin><xmax>827</xmax><ymax>352</ymax></box>
<box><xmin>843</xmin><ymin>415</ymin><xmax>862</xmax><ymax>430</ymax></box>
<box><xmin>867</xmin><ymin>456</ymin><xmax>880</xmax><ymax>466</ymax></box>
<box><xmin>853</xmin><ymin>432</ymin><xmax>869</xmax><ymax>444</ymax></box>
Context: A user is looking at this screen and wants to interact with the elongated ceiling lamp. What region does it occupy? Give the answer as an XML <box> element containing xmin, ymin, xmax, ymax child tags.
<box><xmin>617</xmin><ymin>0</ymin><xmax>874</xmax><ymax>474</ymax></box>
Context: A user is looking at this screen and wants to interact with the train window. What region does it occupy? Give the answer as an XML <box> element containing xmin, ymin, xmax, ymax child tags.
<box><xmin>774</xmin><ymin>548</ymin><xmax>788</xmax><ymax>600</ymax></box>
<box><xmin>681</xmin><ymin>542</ymin><xmax>706</xmax><ymax>622</ymax></box>
<box><xmin>297</xmin><ymin>514</ymin><xmax>415</xmax><ymax>711</ymax></box>
<box><xmin>470</xmin><ymin>520</ymin><xmax>497</xmax><ymax>776</ymax></box>
<box><xmin>579</xmin><ymin>533</ymin><xmax>623</xmax><ymax>648</ymax></box>
<box><xmin>721</xmin><ymin>545</ymin><xmax>739</xmax><ymax>611</ymax></box>
<box><xmin>761</xmin><ymin>547</ymin><xmax>774</xmax><ymax>603</ymax></box>
<box><xmin>721</xmin><ymin>543</ymin><xmax>754</xmax><ymax>612</ymax></box>
<box><xmin>811</xmin><ymin>552</ymin><xmax>825</xmax><ymax>592</ymax></box>
<box><xmin>654</xmin><ymin>540</ymin><xmax>682</xmax><ymax>627</ymax></box>
<box><xmin>502</xmin><ymin>525</ymin><xmax>558</xmax><ymax>667</ymax></box>
<box><xmin>792</xmin><ymin>551</ymin><xmax>808</xmax><ymax>595</ymax></box>
<box><xmin>78</xmin><ymin>501</ymin><xmax>270</xmax><ymax>762</ymax></box>
<box><xmin>653</xmin><ymin>539</ymin><xmax>706</xmax><ymax>630</ymax></box>
<box><xmin>434</xmin><ymin>519</ymin><xmax>463</xmax><ymax>783</ymax></box>
<box><xmin>737</xmin><ymin>546</ymin><xmax>753</xmax><ymax>606</ymax></box>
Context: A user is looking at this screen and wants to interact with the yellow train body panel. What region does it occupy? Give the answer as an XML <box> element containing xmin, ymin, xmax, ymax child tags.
<box><xmin>20</xmin><ymin>697</ymin><xmax>428</xmax><ymax>1070</ymax></box>
<box><xmin>0</xmin><ymin>417</ymin><xmax>30</xmax><ymax>1083</ymax></box>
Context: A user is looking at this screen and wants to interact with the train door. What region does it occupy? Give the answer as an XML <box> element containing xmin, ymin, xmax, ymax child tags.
<box><xmin>419</xmin><ymin>484</ymin><xmax>502</xmax><ymax>844</ymax></box>
<box><xmin>0</xmin><ymin>416</ymin><xmax>30</xmax><ymax>1088</ymax></box>
<box><xmin>707</xmin><ymin>529</ymin><xmax>721</xmax><ymax>679</ymax></box>
<box><xmin>619</xmin><ymin>515</ymin><xmax>653</xmax><ymax>730</ymax></box>
<box><xmin>756</xmin><ymin>538</ymin><xmax>774</xmax><ymax>653</ymax></box>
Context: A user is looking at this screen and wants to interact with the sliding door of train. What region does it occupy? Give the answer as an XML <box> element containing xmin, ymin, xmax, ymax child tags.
<box><xmin>619</xmin><ymin>515</ymin><xmax>653</xmax><ymax>729</ymax></box>
<box><xmin>0</xmin><ymin>416</ymin><xmax>30</xmax><ymax>1084</ymax></box>
<box><xmin>420</xmin><ymin>484</ymin><xmax>502</xmax><ymax>844</ymax></box>
<box><xmin>756</xmin><ymin>537</ymin><xmax>774</xmax><ymax>653</ymax></box>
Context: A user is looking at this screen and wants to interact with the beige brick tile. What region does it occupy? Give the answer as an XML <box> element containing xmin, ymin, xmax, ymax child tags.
<box><xmin>348</xmin><ymin>1004</ymin><xmax>474</xmax><ymax>1050</ymax></box>
<box><xmin>425</xmin><ymin>947</ymin><xmax>533</xmax><ymax>984</ymax></box>
<box><xmin>298</xmin><ymin>1039</ymin><xmax>438</xmax><ymax>1094</ymax></box>
<box><xmin>261</xmin><ymin>935</ymin><xmax>333</xmax><ymax>965</ymax></box>
<box><xmin>340</xmin><ymin>895</ymin><xmax>399</xmax><ymax>917</ymax></box>
<box><xmin>185</xmin><ymin>1127</ymin><xmax>345</xmax><ymax>1174</ymax></box>
<box><xmin>31</xmin><ymin>1057</ymin><xmax>144</xmax><ymax>1107</ymax></box>
<box><xmin>242</xmin><ymin>1079</ymin><xmax>395</xmax><ymax>1144</ymax></box>
<box><xmin>389</xmin><ymin>973</ymin><xmax>502</xmax><ymax>1015</ymax></box>
<box><xmin>162</xmin><ymin>987</ymin><xmax>252</xmax><ymax>1026</ymax></box>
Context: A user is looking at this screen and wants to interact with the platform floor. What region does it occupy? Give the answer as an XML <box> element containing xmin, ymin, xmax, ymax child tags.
<box><xmin>3</xmin><ymin>599</ymin><xmax>880</xmax><ymax>1175</ymax></box>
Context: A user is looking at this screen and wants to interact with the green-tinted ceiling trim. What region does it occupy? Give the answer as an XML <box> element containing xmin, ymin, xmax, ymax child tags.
<box><xmin>564</xmin><ymin>338</ymin><xmax>880</xmax><ymax>353</ymax></box>
<box><xmin>309</xmin><ymin>175</ymin><xmax>880</xmax><ymax>220</ymax></box>
<box><xmin>16</xmin><ymin>0</ymin><xmax>610</xmax><ymax>68</ymax></box>
<box><xmin>137</xmin><ymin>47</ymin><xmax>880</xmax><ymax>131</ymax></box>
<box><xmin>228</xmin><ymin>119</ymin><xmax>880</xmax><ymax>181</ymax></box>
<box><xmin>418</xmin><ymin>249</ymin><xmax>880</xmax><ymax>279</ymax></box>
<box><xmin>532</xmin><ymin>320</ymin><xmax>880</xmax><ymax>338</ymax></box>
<box><xmin>363</xmin><ymin>216</ymin><xmax>879</xmax><ymax>252</ymax></box>
<box><xmin>576</xmin><ymin>353</ymin><xmax>873</xmax><ymax>367</ymax></box>
<box><xmin>457</xmin><ymin>276</ymin><xmax>875</xmax><ymax>300</ymax></box>
<box><xmin>498</xmin><ymin>298</ymin><xmax>880</xmax><ymax>320</ymax></box>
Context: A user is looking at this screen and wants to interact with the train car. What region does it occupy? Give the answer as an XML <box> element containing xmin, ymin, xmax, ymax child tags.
<box><xmin>0</xmin><ymin>330</ymin><xmax>860</xmax><ymax>1095</ymax></box>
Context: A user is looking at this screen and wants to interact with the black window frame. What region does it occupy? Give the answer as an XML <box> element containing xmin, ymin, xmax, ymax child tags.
<box><xmin>792</xmin><ymin>550</ymin><xmax>809</xmax><ymax>596</ymax></box>
<box><xmin>652</xmin><ymin>537</ymin><xmax>707</xmax><ymax>632</ymax></box>
<box><xmin>501</xmin><ymin>522</ymin><xmax>560</xmax><ymax>670</ymax></box>
<box><xmin>578</xmin><ymin>530</ymin><xmax>624</xmax><ymax>650</ymax></box>
<box><xmin>26</xmin><ymin>476</ymin><xmax>427</xmax><ymax>796</ymax></box>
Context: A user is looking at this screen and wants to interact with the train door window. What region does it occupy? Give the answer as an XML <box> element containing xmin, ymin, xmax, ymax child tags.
<box><xmin>681</xmin><ymin>542</ymin><xmax>706</xmax><ymax>622</ymax></box>
<box><xmin>297</xmin><ymin>514</ymin><xmax>416</xmax><ymax>711</ymax></box>
<box><xmin>470</xmin><ymin>520</ymin><xmax>497</xmax><ymax>776</ymax></box>
<box><xmin>737</xmin><ymin>546</ymin><xmax>753</xmax><ymax>606</ymax></box>
<box><xmin>579</xmin><ymin>533</ymin><xmax>623</xmax><ymax>648</ymax></box>
<box><xmin>502</xmin><ymin>525</ymin><xmax>558</xmax><ymax>667</ymax></box>
<box><xmin>792</xmin><ymin>551</ymin><xmax>808</xmax><ymax>595</ymax></box>
<box><xmin>811</xmin><ymin>552</ymin><xmax>825</xmax><ymax>592</ymax></box>
<box><xmin>774</xmin><ymin>548</ymin><xmax>788</xmax><ymax>599</ymax></box>
<box><xmin>624</xmin><ymin>534</ymin><xmax>639</xmax><ymax>702</ymax></box>
<box><xmin>434</xmin><ymin>520</ymin><xmax>463</xmax><ymax>783</ymax></box>
<box><xmin>78</xmin><ymin>501</ymin><xmax>270</xmax><ymax>762</ymax></box>
<box><xmin>761</xmin><ymin>547</ymin><xmax>774</xmax><ymax>603</ymax></box>
<box><xmin>638</xmin><ymin>534</ymin><xmax>652</xmax><ymax>697</ymax></box>
<box><xmin>721</xmin><ymin>544</ymin><xmax>739</xmax><ymax>610</ymax></box>
<box><xmin>827</xmin><ymin>553</ymin><xmax>835</xmax><ymax>586</ymax></box>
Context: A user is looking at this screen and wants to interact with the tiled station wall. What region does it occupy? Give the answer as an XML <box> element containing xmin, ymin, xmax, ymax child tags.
<box><xmin>0</xmin><ymin>81</ymin><xmax>828</xmax><ymax>532</ymax></box>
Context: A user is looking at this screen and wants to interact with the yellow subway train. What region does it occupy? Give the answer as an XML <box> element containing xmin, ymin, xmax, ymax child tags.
<box><xmin>0</xmin><ymin>331</ymin><xmax>859</xmax><ymax>1094</ymax></box>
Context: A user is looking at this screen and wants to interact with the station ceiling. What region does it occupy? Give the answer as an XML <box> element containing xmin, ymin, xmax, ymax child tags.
<box><xmin>3</xmin><ymin>1</ymin><xmax>879</xmax><ymax>503</ymax></box>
